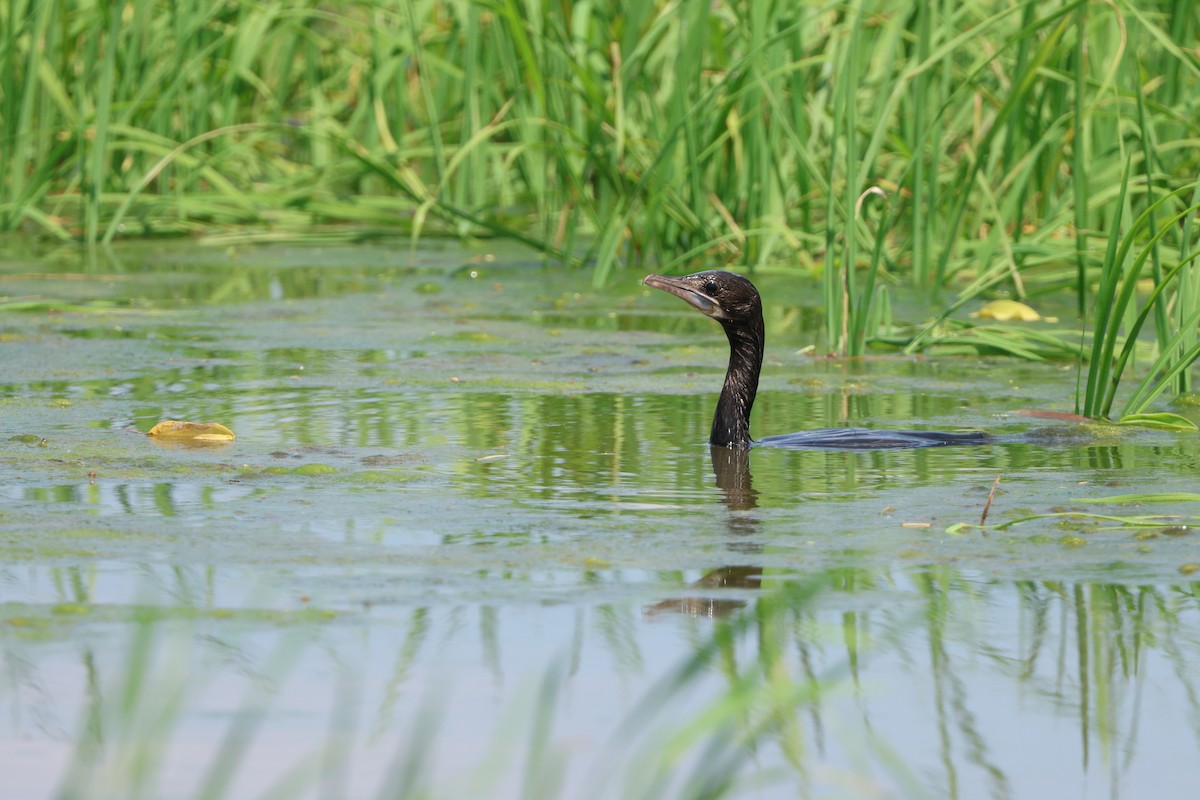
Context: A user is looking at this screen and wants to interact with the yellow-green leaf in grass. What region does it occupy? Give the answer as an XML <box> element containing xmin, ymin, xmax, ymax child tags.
<box><xmin>147</xmin><ymin>420</ymin><xmax>236</xmax><ymax>442</ymax></box>
<box><xmin>972</xmin><ymin>300</ymin><xmax>1047</xmax><ymax>322</ymax></box>
<box><xmin>1083</xmin><ymin>493</ymin><xmax>1200</xmax><ymax>504</ymax></box>
<box><xmin>1116</xmin><ymin>412</ymin><xmax>1198</xmax><ymax>431</ymax></box>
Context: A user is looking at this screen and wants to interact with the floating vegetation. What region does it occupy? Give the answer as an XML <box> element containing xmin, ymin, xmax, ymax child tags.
<box><xmin>147</xmin><ymin>420</ymin><xmax>237</xmax><ymax>442</ymax></box>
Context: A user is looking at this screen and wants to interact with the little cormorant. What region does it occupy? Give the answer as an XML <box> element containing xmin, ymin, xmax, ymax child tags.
<box><xmin>643</xmin><ymin>270</ymin><xmax>991</xmax><ymax>450</ymax></box>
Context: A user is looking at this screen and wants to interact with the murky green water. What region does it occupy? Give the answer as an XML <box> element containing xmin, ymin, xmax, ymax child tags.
<box><xmin>3</xmin><ymin>238</ymin><xmax>1200</xmax><ymax>799</ymax></box>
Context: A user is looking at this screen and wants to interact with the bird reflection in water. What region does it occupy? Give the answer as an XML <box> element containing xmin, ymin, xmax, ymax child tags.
<box><xmin>642</xmin><ymin>269</ymin><xmax>989</xmax><ymax>619</ymax></box>
<box><xmin>644</xmin><ymin>446</ymin><xmax>764</xmax><ymax>618</ymax></box>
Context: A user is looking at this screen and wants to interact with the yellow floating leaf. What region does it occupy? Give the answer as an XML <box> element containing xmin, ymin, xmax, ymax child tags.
<box><xmin>148</xmin><ymin>420</ymin><xmax>236</xmax><ymax>442</ymax></box>
<box><xmin>973</xmin><ymin>300</ymin><xmax>1043</xmax><ymax>322</ymax></box>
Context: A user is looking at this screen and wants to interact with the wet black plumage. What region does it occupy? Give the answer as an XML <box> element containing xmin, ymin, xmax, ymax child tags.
<box><xmin>643</xmin><ymin>270</ymin><xmax>991</xmax><ymax>450</ymax></box>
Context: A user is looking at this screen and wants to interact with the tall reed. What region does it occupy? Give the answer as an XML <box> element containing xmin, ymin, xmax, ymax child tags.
<box><xmin>2</xmin><ymin>1</ymin><xmax>1198</xmax><ymax>389</ymax></box>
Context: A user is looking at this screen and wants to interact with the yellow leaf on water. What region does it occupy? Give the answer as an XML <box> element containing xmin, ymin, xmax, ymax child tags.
<box><xmin>147</xmin><ymin>420</ymin><xmax>236</xmax><ymax>442</ymax></box>
<box><xmin>973</xmin><ymin>300</ymin><xmax>1044</xmax><ymax>322</ymax></box>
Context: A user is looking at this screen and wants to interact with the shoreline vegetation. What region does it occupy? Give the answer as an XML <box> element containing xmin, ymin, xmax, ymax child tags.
<box><xmin>2</xmin><ymin>0</ymin><xmax>1199</xmax><ymax>396</ymax></box>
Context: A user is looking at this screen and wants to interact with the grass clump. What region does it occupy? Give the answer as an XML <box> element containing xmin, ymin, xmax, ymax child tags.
<box><xmin>2</xmin><ymin>1</ymin><xmax>1198</xmax><ymax>407</ymax></box>
<box><xmin>3</xmin><ymin>3</ymin><xmax>1195</xmax><ymax>278</ymax></box>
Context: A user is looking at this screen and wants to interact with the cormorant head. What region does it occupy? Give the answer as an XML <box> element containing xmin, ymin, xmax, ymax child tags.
<box><xmin>642</xmin><ymin>270</ymin><xmax>762</xmax><ymax>327</ymax></box>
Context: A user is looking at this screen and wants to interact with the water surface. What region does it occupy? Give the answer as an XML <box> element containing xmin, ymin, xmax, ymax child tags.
<box><xmin>2</xmin><ymin>238</ymin><xmax>1199</xmax><ymax>799</ymax></box>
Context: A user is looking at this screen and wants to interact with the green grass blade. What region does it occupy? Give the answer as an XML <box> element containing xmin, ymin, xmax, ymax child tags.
<box><xmin>1083</xmin><ymin>158</ymin><xmax>1131</xmax><ymax>417</ymax></box>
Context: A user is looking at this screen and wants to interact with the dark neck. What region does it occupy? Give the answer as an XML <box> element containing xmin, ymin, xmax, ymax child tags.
<box><xmin>710</xmin><ymin>315</ymin><xmax>764</xmax><ymax>449</ymax></box>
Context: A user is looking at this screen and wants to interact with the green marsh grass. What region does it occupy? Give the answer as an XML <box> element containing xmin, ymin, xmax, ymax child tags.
<box><xmin>2</xmin><ymin>0</ymin><xmax>1199</xmax><ymax>406</ymax></box>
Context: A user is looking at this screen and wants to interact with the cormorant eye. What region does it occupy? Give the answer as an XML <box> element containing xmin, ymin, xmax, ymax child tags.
<box><xmin>703</xmin><ymin>280</ymin><xmax>719</xmax><ymax>296</ymax></box>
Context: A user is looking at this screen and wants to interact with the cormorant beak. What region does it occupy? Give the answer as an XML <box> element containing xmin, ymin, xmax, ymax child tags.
<box><xmin>643</xmin><ymin>274</ymin><xmax>728</xmax><ymax>320</ymax></box>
